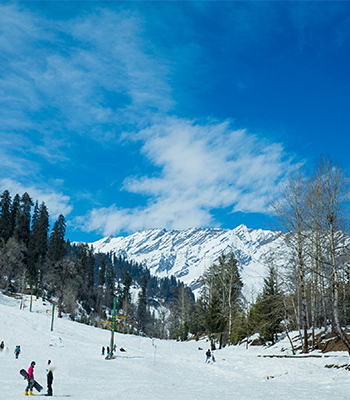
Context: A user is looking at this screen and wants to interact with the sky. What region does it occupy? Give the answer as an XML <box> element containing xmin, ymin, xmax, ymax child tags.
<box><xmin>1</xmin><ymin>1</ymin><xmax>350</xmax><ymax>242</ymax></box>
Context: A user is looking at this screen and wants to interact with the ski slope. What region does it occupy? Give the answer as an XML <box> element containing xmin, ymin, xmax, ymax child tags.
<box><xmin>1</xmin><ymin>292</ymin><xmax>350</xmax><ymax>399</ymax></box>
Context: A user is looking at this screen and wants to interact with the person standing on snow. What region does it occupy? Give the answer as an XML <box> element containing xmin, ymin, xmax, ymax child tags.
<box><xmin>205</xmin><ymin>349</ymin><xmax>211</xmax><ymax>363</ymax></box>
<box><xmin>14</xmin><ymin>345</ymin><xmax>21</xmax><ymax>358</ymax></box>
<box><xmin>25</xmin><ymin>361</ymin><xmax>35</xmax><ymax>396</ymax></box>
<box><xmin>46</xmin><ymin>359</ymin><xmax>54</xmax><ymax>396</ymax></box>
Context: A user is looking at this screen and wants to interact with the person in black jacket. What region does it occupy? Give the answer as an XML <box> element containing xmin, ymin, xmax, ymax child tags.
<box><xmin>205</xmin><ymin>349</ymin><xmax>211</xmax><ymax>363</ymax></box>
<box><xmin>46</xmin><ymin>360</ymin><xmax>54</xmax><ymax>396</ymax></box>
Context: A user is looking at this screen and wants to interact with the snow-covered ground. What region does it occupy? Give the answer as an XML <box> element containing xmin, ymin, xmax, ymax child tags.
<box><xmin>1</xmin><ymin>292</ymin><xmax>350</xmax><ymax>399</ymax></box>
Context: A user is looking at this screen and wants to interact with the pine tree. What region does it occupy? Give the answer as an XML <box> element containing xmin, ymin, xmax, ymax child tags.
<box><xmin>253</xmin><ymin>266</ymin><xmax>284</xmax><ymax>344</ymax></box>
<box><xmin>48</xmin><ymin>215</ymin><xmax>66</xmax><ymax>262</ymax></box>
<box><xmin>14</xmin><ymin>192</ymin><xmax>33</xmax><ymax>247</ymax></box>
<box><xmin>0</xmin><ymin>190</ymin><xmax>12</xmax><ymax>243</ymax></box>
<box><xmin>48</xmin><ymin>215</ymin><xmax>69</xmax><ymax>318</ymax></box>
<box><xmin>199</xmin><ymin>252</ymin><xmax>243</xmax><ymax>348</ymax></box>
<box><xmin>137</xmin><ymin>275</ymin><xmax>149</xmax><ymax>331</ymax></box>
<box><xmin>98</xmin><ymin>255</ymin><xmax>106</xmax><ymax>287</ymax></box>
<box><xmin>122</xmin><ymin>268</ymin><xmax>132</xmax><ymax>307</ymax></box>
<box><xmin>10</xmin><ymin>194</ymin><xmax>20</xmax><ymax>238</ymax></box>
<box><xmin>28</xmin><ymin>201</ymin><xmax>49</xmax><ymax>288</ymax></box>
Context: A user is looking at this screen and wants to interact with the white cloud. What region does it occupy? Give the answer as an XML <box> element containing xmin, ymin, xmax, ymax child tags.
<box><xmin>77</xmin><ymin>117</ymin><xmax>294</xmax><ymax>236</ymax></box>
<box><xmin>0</xmin><ymin>179</ymin><xmax>72</xmax><ymax>221</ymax></box>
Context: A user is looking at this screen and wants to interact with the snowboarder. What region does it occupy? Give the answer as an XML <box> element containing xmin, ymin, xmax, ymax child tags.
<box><xmin>25</xmin><ymin>361</ymin><xmax>36</xmax><ymax>396</ymax></box>
<box><xmin>46</xmin><ymin>359</ymin><xmax>54</xmax><ymax>396</ymax></box>
<box><xmin>101</xmin><ymin>346</ymin><xmax>105</xmax><ymax>356</ymax></box>
<box><xmin>14</xmin><ymin>345</ymin><xmax>21</xmax><ymax>359</ymax></box>
<box><xmin>205</xmin><ymin>349</ymin><xmax>211</xmax><ymax>363</ymax></box>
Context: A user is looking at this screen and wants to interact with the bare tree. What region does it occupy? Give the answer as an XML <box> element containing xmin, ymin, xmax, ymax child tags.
<box><xmin>0</xmin><ymin>238</ymin><xmax>25</xmax><ymax>292</ymax></box>
<box><xmin>271</xmin><ymin>167</ymin><xmax>309</xmax><ymax>353</ymax></box>
<box><xmin>316</xmin><ymin>156</ymin><xmax>350</xmax><ymax>354</ymax></box>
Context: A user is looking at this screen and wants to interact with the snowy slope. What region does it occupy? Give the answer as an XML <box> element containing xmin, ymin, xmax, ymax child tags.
<box><xmin>1</xmin><ymin>292</ymin><xmax>350</xmax><ymax>400</ymax></box>
<box><xmin>87</xmin><ymin>225</ymin><xmax>286</xmax><ymax>296</ymax></box>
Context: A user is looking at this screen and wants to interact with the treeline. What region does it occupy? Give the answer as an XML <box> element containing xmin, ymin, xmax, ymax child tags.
<box><xmin>263</xmin><ymin>156</ymin><xmax>350</xmax><ymax>354</ymax></box>
<box><xmin>0</xmin><ymin>190</ymin><xmax>194</xmax><ymax>338</ymax></box>
<box><xmin>4</xmin><ymin>155</ymin><xmax>349</xmax><ymax>350</ymax></box>
<box><xmin>178</xmin><ymin>156</ymin><xmax>350</xmax><ymax>353</ymax></box>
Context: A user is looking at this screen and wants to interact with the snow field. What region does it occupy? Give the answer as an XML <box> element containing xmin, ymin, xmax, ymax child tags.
<box><xmin>1</xmin><ymin>293</ymin><xmax>350</xmax><ymax>399</ymax></box>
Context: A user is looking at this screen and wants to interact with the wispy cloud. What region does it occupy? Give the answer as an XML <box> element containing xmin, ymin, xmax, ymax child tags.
<box><xmin>77</xmin><ymin>117</ymin><xmax>294</xmax><ymax>236</ymax></box>
<box><xmin>0</xmin><ymin>4</ymin><xmax>174</xmax><ymax>206</ymax></box>
<box><xmin>0</xmin><ymin>179</ymin><xmax>72</xmax><ymax>220</ymax></box>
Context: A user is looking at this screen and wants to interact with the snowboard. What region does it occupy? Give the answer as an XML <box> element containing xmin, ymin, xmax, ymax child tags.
<box><xmin>20</xmin><ymin>369</ymin><xmax>44</xmax><ymax>392</ymax></box>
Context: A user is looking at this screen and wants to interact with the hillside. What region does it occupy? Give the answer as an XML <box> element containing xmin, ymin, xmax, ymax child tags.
<box><xmin>1</xmin><ymin>292</ymin><xmax>350</xmax><ymax>399</ymax></box>
<box><xmin>88</xmin><ymin>224</ymin><xmax>286</xmax><ymax>296</ymax></box>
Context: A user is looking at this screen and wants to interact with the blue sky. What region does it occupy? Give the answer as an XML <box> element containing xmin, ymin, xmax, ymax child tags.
<box><xmin>1</xmin><ymin>1</ymin><xmax>350</xmax><ymax>242</ymax></box>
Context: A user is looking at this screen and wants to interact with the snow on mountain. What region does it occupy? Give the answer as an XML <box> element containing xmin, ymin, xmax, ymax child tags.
<box><xmin>87</xmin><ymin>224</ymin><xmax>285</xmax><ymax>297</ymax></box>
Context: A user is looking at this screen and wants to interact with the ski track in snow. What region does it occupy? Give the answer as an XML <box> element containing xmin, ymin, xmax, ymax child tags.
<box><xmin>1</xmin><ymin>293</ymin><xmax>350</xmax><ymax>399</ymax></box>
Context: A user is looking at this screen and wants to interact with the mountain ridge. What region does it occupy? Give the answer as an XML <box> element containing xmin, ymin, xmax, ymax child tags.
<box><xmin>85</xmin><ymin>224</ymin><xmax>284</xmax><ymax>297</ymax></box>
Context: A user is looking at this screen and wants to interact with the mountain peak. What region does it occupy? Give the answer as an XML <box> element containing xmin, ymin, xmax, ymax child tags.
<box><xmin>88</xmin><ymin>225</ymin><xmax>285</xmax><ymax>297</ymax></box>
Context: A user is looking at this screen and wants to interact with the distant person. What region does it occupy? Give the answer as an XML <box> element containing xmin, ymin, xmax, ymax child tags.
<box><xmin>205</xmin><ymin>349</ymin><xmax>211</xmax><ymax>363</ymax></box>
<box><xmin>25</xmin><ymin>361</ymin><xmax>35</xmax><ymax>396</ymax></box>
<box><xmin>46</xmin><ymin>359</ymin><xmax>54</xmax><ymax>396</ymax></box>
<box><xmin>101</xmin><ymin>346</ymin><xmax>105</xmax><ymax>356</ymax></box>
<box><xmin>211</xmin><ymin>352</ymin><xmax>216</xmax><ymax>363</ymax></box>
<box><xmin>14</xmin><ymin>345</ymin><xmax>21</xmax><ymax>359</ymax></box>
<box><xmin>0</xmin><ymin>341</ymin><xmax>4</xmax><ymax>350</ymax></box>
<box><xmin>106</xmin><ymin>346</ymin><xmax>110</xmax><ymax>357</ymax></box>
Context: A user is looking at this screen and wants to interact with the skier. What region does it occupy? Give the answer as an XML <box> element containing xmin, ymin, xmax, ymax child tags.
<box><xmin>46</xmin><ymin>360</ymin><xmax>54</xmax><ymax>396</ymax></box>
<box><xmin>0</xmin><ymin>341</ymin><xmax>4</xmax><ymax>350</ymax></box>
<box><xmin>14</xmin><ymin>345</ymin><xmax>21</xmax><ymax>359</ymax></box>
<box><xmin>205</xmin><ymin>349</ymin><xmax>211</xmax><ymax>363</ymax></box>
<box><xmin>101</xmin><ymin>346</ymin><xmax>105</xmax><ymax>356</ymax></box>
<box><xmin>211</xmin><ymin>352</ymin><xmax>216</xmax><ymax>363</ymax></box>
<box><xmin>25</xmin><ymin>361</ymin><xmax>36</xmax><ymax>396</ymax></box>
<box><xmin>106</xmin><ymin>346</ymin><xmax>110</xmax><ymax>357</ymax></box>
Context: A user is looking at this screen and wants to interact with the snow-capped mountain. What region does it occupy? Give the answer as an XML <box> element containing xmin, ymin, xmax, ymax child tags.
<box><xmin>87</xmin><ymin>224</ymin><xmax>285</xmax><ymax>297</ymax></box>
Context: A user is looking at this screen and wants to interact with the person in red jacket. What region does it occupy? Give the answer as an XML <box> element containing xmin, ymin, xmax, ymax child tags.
<box><xmin>25</xmin><ymin>361</ymin><xmax>35</xmax><ymax>396</ymax></box>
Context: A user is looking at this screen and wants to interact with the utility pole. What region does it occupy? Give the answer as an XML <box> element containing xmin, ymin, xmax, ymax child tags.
<box><xmin>102</xmin><ymin>296</ymin><xmax>126</xmax><ymax>360</ymax></box>
<box><xmin>110</xmin><ymin>296</ymin><xmax>117</xmax><ymax>359</ymax></box>
<box><xmin>51</xmin><ymin>303</ymin><xmax>55</xmax><ymax>332</ymax></box>
<box><xmin>30</xmin><ymin>286</ymin><xmax>33</xmax><ymax>312</ymax></box>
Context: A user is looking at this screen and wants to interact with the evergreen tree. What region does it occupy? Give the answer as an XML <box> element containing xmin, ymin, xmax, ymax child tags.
<box><xmin>98</xmin><ymin>255</ymin><xmax>106</xmax><ymax>287</ymax></box>
<box><xmin>14</xmin><ymin>192</ymin><xmax>33</xmax><ymax>247</ymax></box>
<box><xmin>252</xmin><ymin>266</ymin><xmax>284</xmax><ymax>344</ymax></box>
<box><xmin>75</xmin><ymin>244</ymin><xmax>96</xmax><ymax>313</ymax></box>
<box><xmin>199</xmin><ymin>252</ymin><xmax>243</xmax><ymax>348</ymax></box>
<box><xmin>122</xmin><ymin>268</ymin><xmax>132</xmax><ymax>306</ymax></box>
<box><xmin>48</xmin><ymin>215</ymin><xmax>66</xmax><ymax>262</ymax></box>
<box><xmin>10</xmin><ymin>194</ymin><xmax>20</xmax><ymax>238</ymax></box>
<box><xmin>0</xmin><ymin>190</ymin><xmax>12</xmax><ymax>243</ymax></box>
<box><xmin>48</xmin><ymin>215</ymin><xmax>69</xmax><ymax>318</ymax></box>
<box><xmin>105</xmin><ymin>260</ymin><xmax>115</xmax><ymax>309</ymax></box>
<box><xmin>28</xmin><ymin>201</ymin><xmax>49</xmax><ymax>287</ymax></box>
<box><xmin>137</xmin><ymin>275</ymin><xmax>149</xmax><ymax>331</ymax></box>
